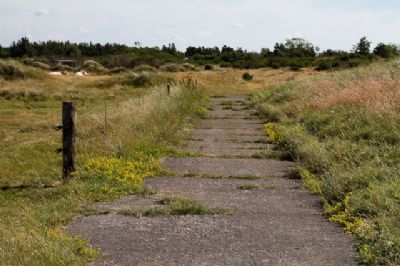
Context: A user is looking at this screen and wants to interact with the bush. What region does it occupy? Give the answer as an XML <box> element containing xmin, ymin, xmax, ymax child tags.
<box><xmin>289</xmin><ymin>63</ymin><xmax>302</xmax><ymax>71</ymax></box>
<box><xmin>257</xmin><ymin>104</ymin><xmax>281</xmax><ymax>122</ymax></box>
<box><xmin>120</xmin><ymin>73</ymin><xmax>152</xmax><ymax>87</ymax></box>
<box><xmin>102</xmin><ymin>54</ymin><xmax>138</xmax><ymax>68</ymax></box>
<box><xmin>270</xmin><ymin>62</ymin><xmax>281</xmax><ymax>69</ymax></box>
<box><xmin>242</xmin><ymin>72</ymin><xmax>253</xmax><ymax>81</ymax></box>
<box><xmin>204</xmin><ymin>64</ymin><xmax>213</xmax><ymax>71</ymax></box>
<box><xmin>315</xmin><ymin>59</ymin><xmax>332</xmax><ymax>71</ymax></box>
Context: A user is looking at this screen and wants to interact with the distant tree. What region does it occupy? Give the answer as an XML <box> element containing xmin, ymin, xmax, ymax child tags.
<box><xmin>221</xmin><ymin>45</ymin><xmax>234</xmax><ymax>53</ymax></box>
<box><xmin>354</xmin><ymin>36</ymin><xmax>371</xmax><ymax>55</ymax></box>
<box><xmin>373</xmin><ymin>43</ymin><xmax>399</xmax><ymax>58</ymax></box>
<box><xmin>162</xmin><ymin>43</ymin><xmax>177</xmax><ymax>54</ymax></box>
<box><xmin>65</xmin><ymin>45</ymin><xmax>81</xmax><ymax>58</ymax></box>
<box><xmin>284</xmin><ymin>38</ymin><xmax>316</xmax><ymax>57</ymax></box>
<box><xmin>260</xmin><ymin>48</ymin><xmax>271</xmax><ymax>57</ymax></box>
<box><xmin>273</xmin><ymin>38</ymin><xmax>316</xmax><ymax>57</ymax></box>
<box><xmin>0</xmin><ymin>45</ymin><xmax>6</xmax><ymax>58</ymax></box>
<box><xmin>185</xmin><ymin>46</ymin><xmax>198</xmax><ymax>57</ymax></box>
<box><xmin>9</xmin><ymin>37</ymin><xmax>36</xmax><ymax>57</ymax></box>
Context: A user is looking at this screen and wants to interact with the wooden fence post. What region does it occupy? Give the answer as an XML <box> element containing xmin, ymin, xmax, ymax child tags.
<box><xmin>167</xmin><ymin>85</ymin><xmax>171</xmax><ymax>96</ymax></box>
<box><xmin>62</xmin><ymin>102</ymin><xmax>76</xmax><ymax>180</ymax></box>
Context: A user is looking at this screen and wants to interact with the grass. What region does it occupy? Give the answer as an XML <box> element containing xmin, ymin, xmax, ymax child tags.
<box><xmin>237</xmin><ymin>184</ymin><xmax>259</xmax><ymax>190</ymax></box>
<box><xmin>0</xmin><ymin>71</ymin><xmax>206</xmax><ymax>264</ymax></box>
<box><xmin>0</xmin><ymin>62</ymin><xmax>316</xmax><ymax>264</ymax></box>
<box><xmin>119</xmin><ymin>196</ymin><xmax>231</xmax><ymax>217</ymax></box>
<box><xmin>167</xmin><ymin>66</ymin><xmax>319</xmax><ymax>96</ymax></box>
<box><xmin>250</xmin><ymin>60</ymin><xmax>400</xmax><ymax>265</ymax></box>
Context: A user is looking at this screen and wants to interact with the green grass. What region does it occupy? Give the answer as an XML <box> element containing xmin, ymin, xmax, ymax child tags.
<box><xmin>237</xmin><ymin>184</ymin><xmax>259</xmax><ymax>190</ymax></box>
<box><xmin>119</xmin><ymin>196</ymin><xmax>232</xmax><ymax>217</ymax></box>
<box><xmin>250</xmin><ymin>61</ymin><xmax>400</xmax><ymax>265</ymax></box>
<box><xmin>0</xmin><ymin>78</ymin><xmax>206</xmax><ymax>265</ymax></box>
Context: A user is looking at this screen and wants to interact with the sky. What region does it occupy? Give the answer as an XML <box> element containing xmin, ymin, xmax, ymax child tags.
<box><xmin>0</xmin><ymin>0</ymin><xmax>399</xmax><ymax>51</ymax></box>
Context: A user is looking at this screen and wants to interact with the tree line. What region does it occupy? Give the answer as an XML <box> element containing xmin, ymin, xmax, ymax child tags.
<box><xmin>0</xmin><ymin>37</ymin><xmax>398</xmax><ymax>70</ymax></box>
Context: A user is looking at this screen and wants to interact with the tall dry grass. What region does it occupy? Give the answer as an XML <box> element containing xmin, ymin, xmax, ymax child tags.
<box><xmin>303</xmin><ymin>61</ymin><xmax>400</xmax><ymax>113</ymax></box>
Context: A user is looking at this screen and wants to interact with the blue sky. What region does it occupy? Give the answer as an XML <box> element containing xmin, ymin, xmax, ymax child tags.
<box><xmin>0</xmin><ymin>0</ymin><xmax>399</xmax><ymax>51</ymax></box>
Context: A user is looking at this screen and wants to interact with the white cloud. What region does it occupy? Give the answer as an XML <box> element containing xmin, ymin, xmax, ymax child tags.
<box><xmin>154</xmin><ymin>32</ymin><xmax>187</xmax><ymax>43</ymax></box>
<box><xmin>1</xmin><ymin>0</ymin><xmax>400</xmax><ymax>51</ymax></box>
<box><xmin>77</xmin><ymin>28</ymin><xmax>94</xmax><ymax>34</ymax></box>
<box><xmin>286</xmin><ymin>32</ymin><xmax>303</xmax><ymax>39</ymax></box>
<box><xmin>34</xmin><ymin>9</ymin><xmax>49</xmax><ymax>17</ymax></box>
<box><xmin>48</xmin><ymin>32</ymin><xmax>67</xmax><ymax>40</ymax></box>
<box><xmin>233</xmin><ymin>22</ymin><xmax>244</xmax><ymax>29</ymax></box>
<box><xmin>196</xmin><ymin>30</ymin><xmax>212</xmax><ymax>38</ymax></box>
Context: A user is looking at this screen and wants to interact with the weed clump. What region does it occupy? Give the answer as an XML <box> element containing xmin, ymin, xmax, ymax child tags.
<box><xmin>84</xmin><ymin>157</ymin><xmax>160</xmax><ymax>187</ymax></box>
<box><xmin>204</xmin><ymin>64</ymin><xmax>213</xmax><ymax>71</ymax></box>
<box><xmin>242</xmin><ymin>72</ymin><xmax>253</xmax><ymax>81</ymax></box>
<box><xmin>119</xmin><ymin>196</ymin><xmax>231</xmax><ymax>217</ymax></box>
<box><xmin>237</xmin><ymin>184</ymin><xmax>259</xmax><ymax>190</ymax></box>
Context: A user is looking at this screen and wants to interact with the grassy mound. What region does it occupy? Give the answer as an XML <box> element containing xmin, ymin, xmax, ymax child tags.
<box><xmin>23</xmin><ymin>59</ymin><xmax>51</xmax><ymax>70</ymax></box>
<box><xmin>133</xmin><ymin>64</ymin><xmax>157</xmax><ymax>73</ymax></box>
<box><xmin>0</xmin><ymin>59</ymin><xmax>45</xmax><ymax>80</ymax></box>
<box><xmin>160</xmin><ymin>63</ymin><xmax>183</xmax><ymax>72</ymax></box>
<box><xmin>81</xmin><ymin>60</ymin><xmax>107</xmax><ymax>74</ymax></box>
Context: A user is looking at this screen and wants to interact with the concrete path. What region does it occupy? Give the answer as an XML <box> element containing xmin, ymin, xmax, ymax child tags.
<box><xmin>69</xmin><ymin>95</ymin><xmax>356</xmax><ymax>266</ymax></box>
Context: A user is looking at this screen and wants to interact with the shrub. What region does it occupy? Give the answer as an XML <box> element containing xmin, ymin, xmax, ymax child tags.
<box><xmin>270</xmin><ymin>62</ymin><xmax>281</xmax><ymax>69</ymax></box>
<box><xmin>289</xmin><ymin>63</ymin><xmax>302</xmax><ymax>71</ymax></box>
<box><xmin>121</xmin><ymin>73</ymin><xmax>153</xmax><ymax>88</ymax></box>
<box><xmin>102</xmin><ymin>54</ymin><xmax>137</xmax><ymax>68</ymax></box>
<box><xmin>204</xmin><ymin>64</ymin><xmax>213</xmax><ymax>71</ymax></box>
<box><xmin>315</xmin><ymin>59</ymin><xmax>332</xmax><ymax>71</ymax></box>
<box><xmin>242</xmin><ymin>72</ymin><xmax>253</xmax><ymax>81</ymax></box>
<box><xmin>257</xmin><ymin>104</ymin><xmax>281</xmax><ymax>122</ymax></box>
